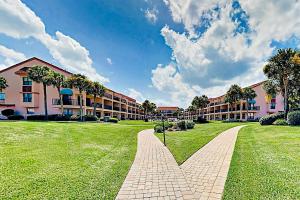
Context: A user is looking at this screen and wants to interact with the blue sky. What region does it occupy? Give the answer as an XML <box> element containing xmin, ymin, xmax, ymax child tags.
<box><xmin>0</xmin><ymin>0</ymin><xmax>299</xmax><ymax>107</ymax></box>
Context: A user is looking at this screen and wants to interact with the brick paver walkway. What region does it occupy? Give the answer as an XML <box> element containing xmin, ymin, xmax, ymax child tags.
<box><xmin>116</xmin><ymin>126</ymin><xmax>245</xmax><ymax>200</ymax></box>
<box><xmin>116</xmin><ymin>129</ymin><xmax>195</xmax><ymax>200</ymax></box>
<box><xmin>181</xmin><ymin>126</ymin><xmax>245</xmax><ymax>200</ymax></box>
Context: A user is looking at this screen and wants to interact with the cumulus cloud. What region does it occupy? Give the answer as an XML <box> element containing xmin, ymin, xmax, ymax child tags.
<box><xmin>0</xmin><ymin>0</ymin><xmax>108</xmax><ymax>83</ymax></box>
<box><xmin>0</xmin><ymin>44</ymin><xmax>26</xmax><ymax>70</ymax></box>
<box><xmin>144</xmin><ymin>8</ymin><xmax>159</xmax><ymax>24</ymax></box>
<box><xmin>152</xmin><ymin>0</ymin><xmax>300</xmax><ymax>107</ymax></box>
<box><xmin>127</xmin><ymin>88</ymin><xmax>145</xmax><ymax>103</ymax></box>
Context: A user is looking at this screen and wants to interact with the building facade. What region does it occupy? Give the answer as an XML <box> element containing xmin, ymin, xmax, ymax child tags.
<box><xmin>157</xmin><ymin>107</ymin><xmax>179</xmax><ymax>119</ymax></box>
<box><xmin>184</xmin><ymin>82</ymin><xmax>284</xmax><ymax>121</ymax></box>
<box><xmin>0</xmin><ymin>57</ymin><xmax>144</xmax><ymax>120</ymax></box>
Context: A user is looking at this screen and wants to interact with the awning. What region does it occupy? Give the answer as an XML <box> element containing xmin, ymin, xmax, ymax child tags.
<box><xmin>60</xmin><ymin>88</ymin><xmax>73</xmax><ymax>96</ymax></box>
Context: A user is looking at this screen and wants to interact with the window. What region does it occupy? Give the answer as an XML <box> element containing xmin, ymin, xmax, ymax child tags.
<box><xmin>270</xmin><ymin>103</ymin><xmax>276</xmax><ymax>109</ymax></box>
<box><xmin>26</xmin><ymin>108</ymin><xmax>34</xmax><ymax>114</ymax></box>
<box><xmin>23</xmin><ymin>93</ymin><xmax>32</xmax><ymax>102</ymax></box>
<box><xmin>23</xmin><ymin>77</ymin><xmax>32</xmax><ymax>85</ymax></box>
<box><xmin>22</xmin><ymin>86</ymin><xmax>32</xmax><ymax>92</ymax></box>
<box><xmin>0</xmin><ymin>93</ymin><xmax>5</xmax><ymax>101</ymax></box>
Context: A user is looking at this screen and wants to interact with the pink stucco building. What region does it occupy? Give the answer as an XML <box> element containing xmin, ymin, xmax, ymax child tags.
<box><xmin>0</xmin><ymin>57</ymin><xmax>144</xmax><ymax>119</ymax></box>
<box><xmin>184</xmin><ymin>82</ymin><xmax>284</xmax><ymax>121</ymax></box>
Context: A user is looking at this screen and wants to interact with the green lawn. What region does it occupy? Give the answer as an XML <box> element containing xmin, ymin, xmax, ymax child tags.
<box><xmin>223</xmin><ymin>124</ymin><xmax>300</xmax><ymax>200</ymax></box>
<box><xmin>118</xmin><ymin>120</ymin><xmax>156</xmax><ymax>126</ymax></box>
<box><xmin>0</xmin><ymin>121</ymin><xmax>152</xmax><ymax>199</ymax></box>
<box><xmin>156</xmin><ymin>121</ymin><xmax>244</xmax><ymax>164</ymax></box>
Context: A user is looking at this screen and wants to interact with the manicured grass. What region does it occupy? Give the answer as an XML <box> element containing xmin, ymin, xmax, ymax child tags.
<box><xmin>223</xmin><ymin>124</ymin><xmax>300</xmax><ymax>200</ymax></box>
<box><xmin>118</xmin><ymin>120</ymin><xmax>156</xmax><ymax>126</ymax></box>
<box><xmin>156</xmin><ymin>121</ymin><xmax>244</xmax><ymax>164</ymax></box>
<box><xmin>0</xmin><ymin>121</ymin><xmax>152</xmax><ymax>199</ymax></box>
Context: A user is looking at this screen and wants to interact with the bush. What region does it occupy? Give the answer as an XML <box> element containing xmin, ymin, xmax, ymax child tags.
<box><xmin>1</xmin><ymin>109</ymin><xmax>14</xmax><ymax>117</ymax></box>
<box><xmin>109</xmin><ymin>118</ymin><xmax>119</xmax><ymax>123</ymax></box>
<box><xmin>287</xmin><ymin>111</ymin><xmax>300</xmax><ymax>126</ymax></box>
<box><xmin>154</xmin><ymin>125</ymin><xmax>164</xmax><ymax>133</ymax></box>
<box><xmin>273</xmin><ymin>119</ymin><xmax>288</xmax><ymax>126</ymax></box>
<box><xmin>7</xmin><ymin>115</ymin><xmax>24</xmax><ymax>120</ymax></box>
<box><xmin>27</xmin><ymin>115</ymin><xmax>47</xmax><ymax>120</ymax></box>
<box><xmin>54</xmin><ymin>115</ymin><xmax>71</xmax><ymax>121</ymax></box>
<box><xmin>186</xmin><ymin>121</ymin><xmax>195</xmax><ymax>129</ymax></box>
<box><xmin>259</xmin><ymin>113</ymin><xmax>284</xmax><ymax>125</ymax></box>
<box><xmin>70</xmin><ymin>115</ymin><xmax>80</xmax><ymax>121</ymax></box>
<box><xmin>84</xmin><ymin>115</ymin><xmax>98</xmax><ymax>121</ymax></box>
<box><xmin>177</xmin><ymin>120</ymin><xmax>187</xmax><ymax>131</ymax></box>
<box><xmin>144</xmin><ymin>118</ymin><xmax>149</xmax><ymax>122</ymax></box>
<box><xmin>194</xmin><ymin>116</ymin><xmax>208</xmax><ymax>124</ymax></box>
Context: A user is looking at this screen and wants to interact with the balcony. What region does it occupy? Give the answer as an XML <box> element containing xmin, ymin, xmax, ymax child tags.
<box><xmin>121</xmin><ymin>98</ymin><xmax>127</xmax><ymax>104</ymax></box>
<box><xmin>104</xmin><ymin>105</ymin><xmax>112</xmax><ymax>110</ymax></box>
<box><xmin>121</xmin><ymin>108</ymin><xmax>127</xmax><ymax>112</ymax></box>
<box><xmin>52</xmin><ymin>99</ymin><xmax>80</xmax><ymax>106</ymax></box>
<box><xmin>221</xmin><ymin>109</ymin><xmax>228</xmax><ymax>112</ymax></box>
<box><xmin>128</xmin><ymin>110</ymin><xmax>132</xmax><ymax>113</ymax></box>
<box><xmin>104</xmin><ymin>93</ymin><xmax>112</xmax><ymax>99</ymax></box>
<box><xmin>113</xmin><ymin>107</ymin><xmax>120</xmax><ymax>111</ymax></box>
<box><xmin>249</xmin><ymin>106</ymin><xmax>260</xmax><ymax>111</ymax></box>
<box><xmin>113</xmin><ymin>96</ymin><xmax>120</xmax><ymax>101</ymax></box>
<box><xmin>91</xmin><ymin>103</ymin><xmax>102</xmax><ymax>108</ymax></box>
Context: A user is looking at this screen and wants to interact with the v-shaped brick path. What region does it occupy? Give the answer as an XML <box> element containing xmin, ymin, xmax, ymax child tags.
<box><xmin>116</xmin><ymin>126</ymin><xmax>245</xmax><ymax>200</ymax></box>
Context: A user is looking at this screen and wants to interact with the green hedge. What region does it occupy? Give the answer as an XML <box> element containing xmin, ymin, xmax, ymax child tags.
<box><xmin>154</xmin><ymin>125</ymin><xmax>164</xmax><ymax>133</ymax></box>
<box><xmin>273</xmin><ymin>119</ymin><xmax>288</xmax><ymax>126</ymax></box>
<box><xmin>287</xmin><ymin>111</ymin><xmax>300</xmax><ymax>126</ymax></box>
<box><xmin>259</xmin><ymin>113</ymin><xmax>284</xmax><ymax>125</ymax></box>
<box><xmin>7</xmin><ymin>115</ymin><xmax>24</xmax><ymax>120</ymax></box>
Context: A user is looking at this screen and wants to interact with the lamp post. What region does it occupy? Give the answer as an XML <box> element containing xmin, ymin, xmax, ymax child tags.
<box><xmin>161</xmin><ymin>113</ymin><xmax>166</xmax><ymax>146</ymax></box>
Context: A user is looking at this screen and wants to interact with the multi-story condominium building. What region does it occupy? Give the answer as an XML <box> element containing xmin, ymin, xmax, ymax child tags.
<box><xmin>184</xmin><ymin>82</ymin><xmax>284</xmax><ymax>121</ymax></box>
<box><xmin>0</xmin><ymin>57</ymin><xmax>144</xmax><ymax>120</ymax></box>
<box><xmin>157</xmin><ymin>107</ymin><xmax>179</xmax><ymax>119</ymax></box>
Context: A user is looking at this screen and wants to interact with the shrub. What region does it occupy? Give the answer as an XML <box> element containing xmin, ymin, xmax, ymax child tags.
<box><xmin>27</xmin><ymin>115</ymin><xmax>46</xmax><ymax>120</ymax></box>
<box><xmin>273</xmin><ymin>119</ymin><xmax>288</xmax><ymax>126</ymax></box>
<box><xmin>7</xmin><ymin>115</ymin><xmax>24</xmax><ymax>120</ymax></box>
<box><xmin>287</xmin><ymin>111</ymin><xmax>300</xmax><ymax>126</ymax></box>
<box><xmin>54</xmin><ymin>115</ymin><xmax>70</xmax><ymax>121</ymax></box>
<box><xmin>177</xmin><ymin>120</ymin><xmax>187</xmax><ymax>131</ymax></box>
<box><xmin>70</xmin><ymin>115</ymin><xmax>80</xmax><ymax>121</ymax></box>
<box><xmin>186</xmin><ymin>121</ymin><xmax>195</xmax><ymax>129</ymax></box>
<box><xmin>194</xmin><ymin>116</ymin><xmax>208</xmax><ymax>124</ymax></box>
<box><xmin>1</xmin><ymin>109</ymin><xmax>14</xmax><ymax>117</ymax></box>
<box><xmin>144</xmin><ymin>118</ymin><xmax>149</xmax><ymax>122</ymax></box>
<box><xmin>109</xmin><ymin>118</ymin><xmax>119</xmax><ymax>123</ymax></box>
<box><xmin>259</xmin><ymin>113</ymin><xmax>284</xmax><ymax>125</ymax></box>
<box><xmin>84</xmin><ymin>115</ymin><xmax>98</xmax><ymax>121</ymax></box>
<box><xmin>154</xmin><ymin>125</ymin><xmax>164</xmax><ymax>133</ymax></box>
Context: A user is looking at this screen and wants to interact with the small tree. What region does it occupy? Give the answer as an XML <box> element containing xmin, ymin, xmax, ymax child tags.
<box><xmin>0</xmin><ymin>76</ymin><xmax>8</xmax><ymax>92</ymax></box>
<box><xmin>191</xmin><ymin>95</ymin><xmax>209</xmax><ymax>117</ymax></box>
<box><xmin>51</xmin><ymin>71</ymin><xmax>65</xmax><ymax>115</ymax></box>
<box><xmin>86</xmin><ymin>81</ymin><xmax>105</xmax><ymax>117</ymax></box>
<box><xmin>28</xmin><ymin>66</ymin><xmax>53</xmax><ymax>120</ymax></box>
<box><xmin>243</xmin><ymin>87</ymin><xmax>257</xmax><ymax>120</ymax></box>
<box><xmin>263</xmin><ymin>48</ymin><xmax>300</xmax><ymax>119</ymax></box>
<box><xmin>224</xmin><ymin>84</ymin><xmax>243</xmax><ymax>119</ymax></box>
<box><xmin>66</xmin><ymin>74</ymin><xmax>90</xmax><ymax>121</ymax></box>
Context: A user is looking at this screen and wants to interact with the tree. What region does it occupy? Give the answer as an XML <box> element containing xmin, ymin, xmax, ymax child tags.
<box><xmin>0</xmin><ymin>76</ymin><xmax>8</xmax><ymax>92</ymax></box>
<box><xmin>28</xmin><ymin>66</ymin><xmax>53</xmax><ymax>120</ymax></box>
<box><xmin>263</xmin><ymin>48</ymin><xmax>300</xmax><ymax>119</ymax></box>
<box><xmin>66</xmin><ymin>74</ymin><xmax>90</xmax><ymax>121</ymax></box>
<box><xmin>243</xmin><ymin>87</ymin><xmax>257</xmax><ymax>120</ymax></box>
<box><xmin>51</xmin><ymin>71</ymin><xmax>65</xmax><ymax>115</ymax></box>
<box><xmin>142</xmin><ymin>100</ymin><xmax>151</xmax><ymax>120</ymax></box>
<box><xmin>187</xmin><ymin>105</ymin><xmax>197</xmax><ymax>119</ymax></box>
<box><xmin>191</xmin><ymin>95</ymin><xmax>209</xmax><ymax>117</ymax></box>
<box><xmin>263</xmin><ymin>80</ymin><xmax>277</xmax><ymax>107</ymax></box>
<box><xmin>86</xmin><ymin>81</ymin><xmax>105</xmax><ymax>117</ymax></box>
<box><xmin>224</xmin><ymin>84</ymin><xmax>243</xmax><ymax>119</ymax></box>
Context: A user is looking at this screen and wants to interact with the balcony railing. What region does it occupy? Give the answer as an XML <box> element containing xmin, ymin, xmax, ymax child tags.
<box><xmin>121</xmin><ymin>108</ymin><xmax>127</xmax><ymax>112</ymax></box>
<box><xmin>52</xmin><ymin>99</ymin><xmax>80</xmax><ymax>106</ymax></box>
<box><xmin>249</xmin><ymin>106</ymin><xmax>260</xmax><ymax>110</ymax></box>
<box><xmin>128</xmin><ymin>110</ymin><xmax>132</xmax><ymax>113</ymax></box>
<box><xmin>113</xmin><ymin>96</ymin><xmax>120</xmax><ymax>101</ymax></box>
<box><xmin>104</xmin><ymin>105</ymin><xmax>112</xmax><ymax>110</ymax></box>
<box><xmin>90</xmin><ymin>103</ymin><xmax>102</xmax><ymax>108</ymax></box>
<box><xmin>113</xmin><ymin>107</ymin><xmax>120</xmax><ymax>111</ymax></box>
<box><xmin>221</xmin><ymin>109</ymin><xmax>228</xmax><ymax>112</ymax></box>
<box><xmin>121</xmin><ymin>99</ymin><xmax>127</xmax><ymax>104</ymax></box>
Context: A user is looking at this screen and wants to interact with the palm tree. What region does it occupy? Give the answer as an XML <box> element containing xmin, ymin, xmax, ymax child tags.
<box><xmin>51</xmin><ymin>71</ymin><xmax>65</xmax><ymax>115</ymax></box>
<box><xmin>86</xmin><ymin>81</ymin><xmax>105</xmax><ymax>117</ymax></box>
<box><xmin>192</xmin><ymin>95</ymin><xmax>209</xmax><ymax>117</ymax></box>
<box><xmin>224</xmin><ymin>84</ymin><xmax>243</xmax><ymax>120</ymax></box>
<box><xmin>66</xmin><ymin>74</ymin><xmax>90</xmax><ymax>121</ymax></box>
<box><xmin>28</xmin><ymin>66</ymin><xmax>53</xmax><ymax>120</ymax></box>
<box><xmin>142</xmin><ymin>100</ymin><xmax>151</xmax><ymax>120</ymax></box>
<box><xmin>0</xmin><ymin>76</ymin><xmax>8</xmax><ymax>92</ymax></box>
<box><xmin>187</xmin><ymin>105</ymin><xmax>197</xmax><ymax>119</ymax></box>
<box><xmin>243</xmin><ymin>87</ymin><xmax>257</xmax><ymax>120</ymax></box>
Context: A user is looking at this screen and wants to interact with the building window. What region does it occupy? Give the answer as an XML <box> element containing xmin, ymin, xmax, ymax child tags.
<box><xmin>22</xmin><ymin>86</ymin><xmax>32</xmax><ymax>92</ymax></box>
<box><xmin>270</xmin><ymin>103</ymin><xmax>276</xmax><ymax>109</ymax></box>
<box><xmin>26</xmin><ymin>108</ymin><xmax>34</xmax><ymax>114</ymax></box>
<box><xmin>23</xmin><ymin>93</ymin><xmax>32</xmax><ymax>102</ymax></box>
<box><xmin>0</xmin><ymin>92</ymin><xmax>5</xmax><ymax>101</ymax></box>
<box><xmin>23</xmin><ymin>77</ymin><xmax>32</xmax><ymax>85</ymax></box>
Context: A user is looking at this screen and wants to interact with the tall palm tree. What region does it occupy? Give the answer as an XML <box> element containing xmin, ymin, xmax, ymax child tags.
<box><xmin>28</xmin><ymin>66</ymin><xmax>53</xmax><ymax>120</ymax></box>
<box><xmin>51</xmin><ymin>71</ymin><xmax>65</xmax><ymax>115</ymax></box>
<box><xmin>192</xmin><ymin>95</ymin><xmax>209</xmax><ymax>117</ymax></box>
<box><xmin>243</xmin><ymin>87</ymin><xmax>257</xmax><ymax>120</ymax></box>
<box><xmin>66</xmin><ymin>74</ymin><xmax>90</xmax><ymax>121</ymax></box>
<box><xmin>86</xmin><ymin>81</ymin><xmax>105</xmax><ymax>117</ymax></box>
<box><xmin>0</xmin><ymin>76</ymin><xmax>8</xmax><ymax>92</ymax></box>
<box><xmin>142</xmin><ymin>100</ymin><xmax>151</xmax><ymax>120</ymax></box>
<box><xmin>224</xmin><ymin>84</ymin><xmax>243</xmax><ymax>120</ymax></box>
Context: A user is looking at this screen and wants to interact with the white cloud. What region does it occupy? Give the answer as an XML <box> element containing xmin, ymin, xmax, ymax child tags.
<box><xmin>0</xmin><ymin>44</ymin><xmax>26</xmax><ymax>70</ymax></box>
<box><xmin>152</xmin><ymin>0</ymin><xmax>300</xmax><ymax>107</ymax></box>
<box><xmin>144</xmin><ymin>8</ymin><xmax>159</xmax><ymax>24</ymax></box>
<box><xmin>127</xmin><ymin>88</ymin><xmax>145</xmax><ymax>103</ymax></box>
<box><xmin>0</xmin><ymin>0</ymin><xmax>108</xmax><ymax>83</ymax></box>
<box><xmin>106</xmin><ymin>57</ymin><xmax>112</xmax><ymax>65</ymax></box>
